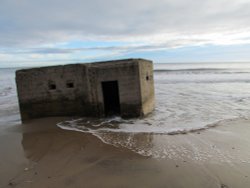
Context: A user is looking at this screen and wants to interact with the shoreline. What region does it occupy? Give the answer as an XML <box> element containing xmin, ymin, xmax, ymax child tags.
<box><xmin>1</xmin><ymin>117</ymin><xmax>250</xmax><ymax>187</ymax></box>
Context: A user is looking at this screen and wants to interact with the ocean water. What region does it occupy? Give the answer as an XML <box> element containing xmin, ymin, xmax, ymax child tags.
<box><xmin>2</xmin><ymin>63</ymin><xmax>250</xmax><ymax>160</ymax></box>
<box><xmin>0</xmin><ymin>68</ymin><xmax>20</xmax><ymax>128</ymax></box>
<box><xmin>58</xmin><ymin>62</ymin><xmax>250</xmax><ymax>134</ymax></box>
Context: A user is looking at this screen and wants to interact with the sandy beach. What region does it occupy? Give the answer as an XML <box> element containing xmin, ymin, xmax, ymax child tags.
<box><xmin>0</xmin><ymin>117</ymin><xmax>249</xmax><ymax>188</ymax></box>
<box><xmin>2</xmin><ymin>0</ymin><xmax>250</xmax><ymax>186</ymax></box>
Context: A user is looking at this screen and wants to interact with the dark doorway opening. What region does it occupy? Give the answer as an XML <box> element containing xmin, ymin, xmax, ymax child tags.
<box><xmin>102</xmin><ymin>81</ymin><xmax>121</xmax><ymax>116</ymax></box>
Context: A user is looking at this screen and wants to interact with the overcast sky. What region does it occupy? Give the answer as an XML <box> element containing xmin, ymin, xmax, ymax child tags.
<box><xmin>1</xmin><ymin>0</ymin><xmax>250</xmax><ymax>67</ymax></box>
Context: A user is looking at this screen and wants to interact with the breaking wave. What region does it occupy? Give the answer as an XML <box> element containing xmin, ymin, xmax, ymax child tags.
<box><xmin>0</xmin><ymin>87</ymin><xmax>13</xmax><ymax>97</ymax></box>
<box><xmin>57</xmin><ymin>63</ymin><xmax>250</xmax><ymax>159</ymax></box>
<box><xmin>57</xmin><ymin>116</ymin><xmax>238</xmax><ymax>135</ymax></box>
<box><xmin>57</xmin><ymin>116</ymin><xmax>250</xmax><ymax>163</ymax></box>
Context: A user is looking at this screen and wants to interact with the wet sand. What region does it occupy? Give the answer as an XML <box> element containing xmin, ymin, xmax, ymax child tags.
<box><xmin>1</xmin><ymin>117</ymin><xmax>250</xmax><ymax>188</ymax></box>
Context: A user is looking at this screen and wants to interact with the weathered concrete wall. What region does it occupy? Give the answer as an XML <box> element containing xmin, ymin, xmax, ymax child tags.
<box><xmin>138</xmin><ymin>60</ymin><xmax>155</xmax><ymax>116</ymax></box>
<box><xmin>16</xmin><ymin>59</ymin><xmax>155</xmax><ymax>122</ymax></box>
<box><xmin>86</xmin><ymin>59</ymin><xmax>142</xmax><ymax>117</ymax></box>
<box><xmin>16</xmin><ymin>64</ymin><xmax>89</xmax><ymax>121</ymax></box>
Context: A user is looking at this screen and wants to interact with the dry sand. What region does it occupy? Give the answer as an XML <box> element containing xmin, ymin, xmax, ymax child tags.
<box><xmin>1</xmin><ymin>117</ymin><xmax>250</xmax><ymax>188</ymax></box>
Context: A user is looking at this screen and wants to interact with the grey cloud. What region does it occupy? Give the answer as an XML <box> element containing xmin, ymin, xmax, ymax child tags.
<box><xmin>0</xmin><ymin>0</ymin><xmax>250</xmax><ymax>47</ymax></box>
<box><xmin>0</xmin><ymin>37</ymin><xmax>212</xmax><ymax>57</ymax></box>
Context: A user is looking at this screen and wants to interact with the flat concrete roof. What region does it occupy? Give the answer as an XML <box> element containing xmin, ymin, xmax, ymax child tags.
<box><xmin>16</xmin><ymin>58</ymin><xmax>152</xmax><ymax>73</ymax></box>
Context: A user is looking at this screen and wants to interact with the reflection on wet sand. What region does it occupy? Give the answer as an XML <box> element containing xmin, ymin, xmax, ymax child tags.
<box><xmin>93</xmin><ymin>132</ymin><xmax>154</xmax><ymax>155</ymax></box>
<box><xmin>21</xmin><ymin>117</ymin><xmax>154</xmax><ymax>162</ymax></box>
<box><xmin>17</xmin><ymin>118</ymin><xmax>165</xmax><ymax>188</ymax></box>
<box><xmin>2</xmin><ymin>117</ymin><xmax>250</xmax><ymax>188</ymax></box>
